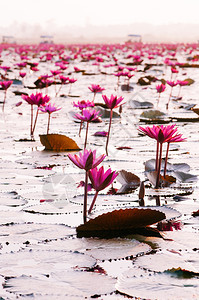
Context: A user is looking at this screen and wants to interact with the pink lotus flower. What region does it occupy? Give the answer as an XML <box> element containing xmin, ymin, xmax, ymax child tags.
<box><xmin>74</xmin><ymin>108</ymin><xmax>102</xmax><ymax>148</ymax></box>
<box><xmin>19</xmin><ymin>72</ymin><xmax>26</xmax><ymax>78</ymax></box>
<box><xmin>40</xmin><ymin>103</ymin><xmax>61</xmax><ymax>114</ymax></box>
<box><xmin>39</xmin><ymin>103</ymin><xmax>61</xmax><ymax>134</ymax></box>
<box><xmin>0</xmin><ymin>80</ymin><xmax>13</xmax><ymax>90</ymax></box>
<box><xmin>68</xmin><ymin>149</ymin><xmax>106</xmax><ymax>171</ymax></box>
<box><xmin>73</xmin><ymin>100</ymin><xmax>95</xmax><ymax>110</ymax></box>
<box><xmin>50</xmin><ymin>70</ymin><xmax>62</xmax><ymax>76</ymax></box>
<box><xmin>166</xmin><ymin>80</ymin><xmax>178</xmax><ymax>87</ymax></box>
<box><xmin>166</xmin><ymin>81</ymin><xmax>178</xmax><ymax>109</ymax></box>
<box><xmin>74</xmin><ymin>108</ymin><xmax>101</xmax><ymax>123</ymax></box>
<box><xmin>89</xmin><ymin>166</ymin><xmax>118</xmax><ymax>192</ymax></box>
<box><xmin>88</xmin><ymin>166</ymin><xmax>118</xmax><ymax>213</ymax></box>
<box><xmin>22</xmin><ymin>93</ymin><xmax>50</xmax><ymax>107</ymax></box>
<box><xmin>0</xmin><ymin>66</ymin><xmax>10</xmax><ymax>73</ymax></box>
<box><xmin>68</xmin><ymin>149</ymin><xmax>106</xmax><ymax>223</ymax></box>
<box><xmin>21</xmin><ymin>93</ymin><xmax>50</xmax><ymax>139</ymax></box>
<box><xmin>88</xmin><ymin>84</ymin><xmax>105</xmax><ymax>95</ymax></box>
<box><xmin>139</xmin><ymin>125</ymin><xmax>185</xmax><ymax>187</ymax></box>
<box><xmin>102</xmin><ymin>94</ymin><xmax>125</xmax><ymax>155</ymax></box>
<box><xmin>0</xmin><ymin>80</ymin><xmax>13</xmax><ymax>112</ymax></box>
<box><xmin>102</xmin><ymin>94</ymin><xmax>124</xmax><ymax>110</ymax></box>
<box><xmin>59</xmin><ymin>75</ymin><xmax>69</xmax><ymax>84</ymax></box>
<box><xmin>156</xmin><ymin>84</ymin><xmax>166</xmax><ymax>94</ymax></box>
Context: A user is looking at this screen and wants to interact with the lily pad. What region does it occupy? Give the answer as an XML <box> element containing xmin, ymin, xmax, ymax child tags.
<box><xmin>40</xmin><ymin>134</ymin><xmax>80</xmax><ymax>151</ymax></box>
<box><xmin>129</xmin><ymin>100</ymin><xmax>154</xmax><ymax>109</ymax></box>
<box><xmin>77</xmin><ymin>208</ymin><xmax>165</xmax><ymax>237</ymax></box>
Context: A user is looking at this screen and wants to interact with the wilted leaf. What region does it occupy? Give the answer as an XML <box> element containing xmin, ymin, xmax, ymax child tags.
<box><xmin>140</xmin><ymin>110</ymin><xmax>166</xmax><ymax>119</ymax></box>
<box><xmin>95</xmin><ymin>106</ymin><xmax>120</xmax><ymax>118</ymax></box>
<box><xmin>77</xmin><ymin>208</ymin><xmax>165</xmax><ymax>237</ymax></box>
<box><xmin>174</xmin><ymin>171</ymin><xmax>197</xmax><ymax>183</ymax></box>
<box><xmin>129</xmin><ymin>100</ymin><xmax>153</xmax><ymax>109</ymax></box>
<box><xmin>192</xmin><ymin>210</ymin><xmax>199</xmax><ymax>217</ymax></box>
<box><xmin>116</xmin><ymin>170</ymin><xmax>140</xmax><ymax>194</ymax></box>
<box><xmin>137</xmin><ymin>75</ymin><xmax>157</xmax><ymax>85</ymax></box>
<box><xmin>40</xmin><ymin>134</ymin><xmax>80</xmax><ymax>151</ymax></box>
<box><xmin>120</xmin><ymin>84</ymin><xmax>134</xmax><ymax>91</ymax></box>
<box><xmin>164</xmin><ymin>267</ymin><xmax>199</xmax><ymax>279</ymax></box>
<box><xmin>117</xmin><ymin>170</ymin><xmax>140</xmax><ymax>186</ymax></box>
<box><xmin>161</xmin><ymin>174</ymin><xmax>176</xmax><ymax>187</ymax></box>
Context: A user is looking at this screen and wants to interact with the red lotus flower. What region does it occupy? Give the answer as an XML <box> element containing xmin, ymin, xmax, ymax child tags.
<box><xmin>19</xmin><ymin>72</ymin><xmax>26</xmax><ymax>78</ymax></box>
<box><xmin>0</xmin><ymin>80</ymin><xmax>13</xmax><ymax>112</ymax></box>
<box><xmin>139</xmin><ymin>125</ymin><xmax>185</xmax><ymax>187</ymax></box>
<box><xmin>0</xmin><ymin>80</ymin><xmax>13</xmax><ymax>90</ymax></box>
<box><xmin>68</xmin><ymin>149</ymin><xmax>106</xmax><ymax>171</ymax></box>
<box><xmin>21</xmin><ymin>93</ymin><xmax>50</xmax><ymax>139</ymax></box>
<box><xmin>74</xmin><ymin>108</ymin><xmax>101</xmax><ymax>123</ymax></box>
<box><xmin>88</xmin><ymin>166</ymin><xmax>118</xmax><ymax>214</ymax></box>
<box><xmin>39</xmin><ymin>103</ymin><xmax>61</xmax><ymax>134</ymax></box>
<box><xmin>73</xmin><ymin>100</ymin><xmax>94</xmax><ymax>110</ymax></box>
<box><xmin>102</xmin><ymin>94</ymin><xmax>124</xmax><ymax>109</ymax></box>
<box><xmin>68</xmin><ymin>149</ymin><xmax>106</xmax><ymax>223</ymax></box>
<box><xmin>88</xmin><ymin>84</ymin><xmax>105</xmax><ymax>94</ymax></box>
<box><xmin>39</xmin><ymin>103</ymin><xmax>61</xmax><ymax>114</ymax></box>
<box><xmin>166</xmin><ymin>80</ymin><xmax>178</xmax><ymax>87</ymax></box>
<box><xmin>156</xmin><ymin>84</ymin><xmax>166</xmax><ymax>93</ymax></box>
<box><xmin>89</xmin><ymin>166</ymin><xmax>118</xmax><ymax>192</ymax></box>
<box><xmin>102</xmin><ymin>94</ymin><xmax>125</xmax><ymax>155</ymax></box>
<box><xmin>22</xmin><ymin>93</ymin><xmax>50</xmax><ymax>107</ymax></box>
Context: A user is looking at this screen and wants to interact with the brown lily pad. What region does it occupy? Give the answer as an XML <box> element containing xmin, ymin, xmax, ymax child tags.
<box><xmin>40</xmin><ymin>134</ymin><xmax>80</xmax><ymax>151</ymax></box>
<box><xmin>77</xmin><ymin>208</ymin><xmax>165</xmax><ymax>237</ymax></box>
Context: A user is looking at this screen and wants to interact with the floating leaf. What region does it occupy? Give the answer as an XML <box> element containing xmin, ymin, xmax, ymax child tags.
<box><xmin>117</xmin><ymin>170</ymin><xmax>140</xmax><ymax>194</ymax></box>
<box><xmin>116</xmin><ymin>266</ymin><xmax>199</xmax><ymax>300</ymax></box>
<box><xmin>129</xmin><ymin>100</ymin><xmax>153</xmax><ymax>109</ymax></box>
<box><xmin>40</xmin><ymin>134</ymin><xmax>80</xmax><ymax>151</ymax></box>
<box><xmin>77</xmin><ymin>208</ymin><xmax>165</xmax><ymax>237</ymax></box>
<box><xmin>120</xmin><ymin>84</ymin><xmax>134</xmax><ymax>91</ymax></box>
<box><xmin>165</xmin><ymin>267</ymin><xmax>199</xmax><ymax>278</ymax></box>
<box><xmin>141</xmin><ymin>109</ymin><xmax>166</xmax><ymax>119</ymax></box>
<box><xmin>137</xmin><ymin>75</ymin><xmax>157</xmax><ymax>85</ymax></box>
<box><xmin>192</xmin><ymin>210</ymin><xmax>199</xmax><ymax>217</ymax></box>
<box><xmin>174</xmin><ymin>171</ymin><xmax>197</xmax><ymax>183</ymax></box>
<box><xmin>95</xmin><ymin>106</ymin><xmax>120</xmax><ymax>118</ymax></box>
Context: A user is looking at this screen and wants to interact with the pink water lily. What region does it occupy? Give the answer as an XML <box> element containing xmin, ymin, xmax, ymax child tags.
<box><xmin>166</xmin><ymin>80</ymin><xmax>178</xmax><ymax>109</ymax></box>
<box><xmin>68</xmin><ymin>149</ymin><xmax>106</xmax><ymax>171</ymax></box>
<box><xmin>156</xmin><ymin>83</ymin><xmax>166</xmax><ymax>107</ymax></box>
<box><xmin>39</xmin><ymin>103</ymin><xmax>61</xmax><ymax>134</ymax></box>
<box><xmin>21</xmin><ymin>93</ymin><xmax>50</xmax><ymax>140</ymax></box>
<box><xmin>0</xmin><ymin>80</ymin><xmax>13</xmax><ymax>112</ymax></box>
<box><xmin>73</xmin><ymin>100</ymin><xmax>95</xmax><ymax>110</ymax></box>
<box><xmin>88</xmin><ymin>166</ymin><xmax>118</xmax><ymax>214</ymax></box>
<box><xmin>74</xmin><ymin>108</ymin><xmax>101</xmax><ymax>148</ymax></box>
<box><xmin>88</xmin><ymin>84</ymin><xmax>105</xmax><ymax>101</ymax></box>
<box><xmin>139</xmin><ymin>125</ymin><xmax>185</xmax><ymax>188</ymax></box>
<box><xmin>68</xmin><ymin>149</ymin><xmax>106</xmax><ymax>223</ymax></box>
<box><xmin>73</xmin><ymin>100</ymin><xmax>95</xmax><ymax>137</ymax></box>
<box><xmin>102</xmin><ymin>94</ymin><xmax>124</xmax><ymax>110</ymax></box>
<box><xmin>102</xmin><ymin>94</ymin><xmax>125</xmax><ymax>155</ymax></box>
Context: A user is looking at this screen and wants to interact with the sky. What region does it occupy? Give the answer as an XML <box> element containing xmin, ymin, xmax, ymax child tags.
<box><xmin>2</xmin><ymin>0</ymin><xmax>199</xmax><ymax>42</ymax></box>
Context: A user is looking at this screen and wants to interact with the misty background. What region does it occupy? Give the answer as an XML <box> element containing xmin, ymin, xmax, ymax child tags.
<box><xmin>1</xmin><ymin>0</ymin><xmax>199</xmax><ymax>44</ymax></box>
<box><xmin>1</xmin><ymin>22</ymin><xmax>199</xmax><ymax>44</ymax></box>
